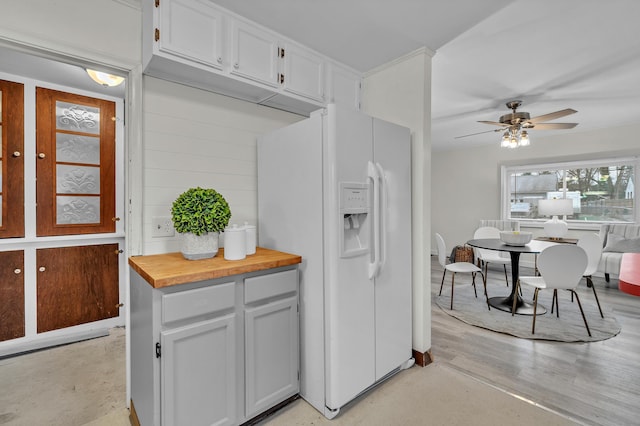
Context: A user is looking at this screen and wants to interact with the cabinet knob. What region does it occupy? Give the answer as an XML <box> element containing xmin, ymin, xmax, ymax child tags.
<box><xmin>234</xmin><ymin>63</ymin><xmax>239</xmax><ymax>69</ymax></box>
<box><xmin>14</xmin><ymin>268</ymin><xmax>22</xmax><ymax>274</ymax></box>
<box><xmin>39</xmin><ymin>266</ymin><xmax>46</xmax><ymax>272</ymax></box>
<box><xmin>38</xmin><ymin>153</ymin><xmax>46</xmax><ymax>159</ymax></box>
<box><xmin>13</xmin><ymin>151</ymin><xmax>21</xmax><ymax>158</ymax></box>
<box><xmin>217</xmin><ymin>57</ymin><xmax>222</xmax><ymax>64</ymax></box>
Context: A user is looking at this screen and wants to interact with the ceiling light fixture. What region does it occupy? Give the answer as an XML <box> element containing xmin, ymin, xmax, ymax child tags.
<box><xmin>86</xmin><ymin>69</ymin><xmax>125</xmax><ymax>87</ymax></box>
<box><xmin>500</xmin><ymin>125</ymin><xmax>530</xmax><ymax>149</ymax></box>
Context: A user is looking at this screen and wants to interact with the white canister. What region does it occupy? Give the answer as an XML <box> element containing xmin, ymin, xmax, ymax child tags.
<box><xmin>224</xmin><ymin>224</ymin><xmax>246</xmax><ymax>260</ymax></box>
<box><xmin>244</xmin><ymin>222</ymin><xmax>256</xmax><ymax>255</ymax></box>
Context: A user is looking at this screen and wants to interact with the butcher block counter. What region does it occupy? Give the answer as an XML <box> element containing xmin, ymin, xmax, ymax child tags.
<box><xmin>129</xmin><ymin>247</ymin><xmax>302</xmax><ymax>426</ymax></box>
<box><xmin>128</xmin><ymin>246</ymin><xmax>302</xmax><ymax>288</ymax></box>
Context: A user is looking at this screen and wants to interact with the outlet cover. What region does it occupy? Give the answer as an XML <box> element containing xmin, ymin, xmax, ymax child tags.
<box><xmin>152</xmin><ymin>216</ymin><xmax>175</xmax><ymax>237</ymax></box>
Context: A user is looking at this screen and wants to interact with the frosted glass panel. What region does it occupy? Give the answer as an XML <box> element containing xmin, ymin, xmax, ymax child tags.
<box><xmin>56</xmin><ymin>133</ymin><xmax>100</xmax><ymax>164</ymax></box>
<box><xmin>55</xmin><ymin>101</ymin><xmax>100</xmax><ymax>134</ymax></box>
<box><xmin>57</xmin><ymin>196</ymin><xmax>100</xmax><ymax>224</ymax></box>
<box><xmin>56</xmin><ymin>165</ymin><xmax>100</xmax><ymax>194</ymax></box>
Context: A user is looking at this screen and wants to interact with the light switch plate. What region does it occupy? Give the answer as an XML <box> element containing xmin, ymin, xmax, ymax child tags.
<box><xmin>152</xmin><ymin>216</ymin><xmax>175</xmax><ymax>237</ymax></box>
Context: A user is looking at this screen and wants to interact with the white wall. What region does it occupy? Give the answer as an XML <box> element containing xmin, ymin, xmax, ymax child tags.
<box><xmin>362</xmin><ymin>48</ymin><xmax>433</xmax><ymax>356</ymax></box>
<box><xmin>141</xmin><ymin>76</ymin><xmax>303</xmax><ymax>254</ymax></box>
<box><xmin>432</xmin><ymin>123</ymin><xmax>640</xmax><ymax>254</ymax></box>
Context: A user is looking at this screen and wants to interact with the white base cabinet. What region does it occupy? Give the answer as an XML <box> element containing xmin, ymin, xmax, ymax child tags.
<box><xmin>130</xmin><ymin>265</ymin><xmax>299</xmax><ymax>426</ymax></box>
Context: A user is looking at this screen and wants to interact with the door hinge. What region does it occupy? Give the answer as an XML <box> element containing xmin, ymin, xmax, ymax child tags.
<box><xmin>155</xmin><ymin>0</ymin><xmax>160</xmax><ymax>7</ymax></box>
<box><xmin>279</xmin><ymin>73</ymin><xmax>285</xmax><ymax>84</ymax></box>
<box><xmin>155</xmin><ymin>28</ymin><xmax>160</xmax><ymax>42</ymax></box>
<box><xmin>155</xmin><ymin>342</ymin><xmax>161</xmax><ymax>358</ymax></box>
<box><xmin>278</xmin><ymin>47</ymin><xmax>285</xmax><ymax>58</ymax></box>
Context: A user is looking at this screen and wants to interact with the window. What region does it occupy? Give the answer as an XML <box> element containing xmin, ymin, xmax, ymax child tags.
<box><xmin>502</xmin><ymin>158</ymin><xmax>638</xmax><ymax>225</ymax></box>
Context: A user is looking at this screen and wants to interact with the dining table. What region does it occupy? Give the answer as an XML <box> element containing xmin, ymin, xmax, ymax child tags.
<box><xmin>466</xmin><ymin>238</ymin><xmax>556</xmax><ymax>315</ymax></box>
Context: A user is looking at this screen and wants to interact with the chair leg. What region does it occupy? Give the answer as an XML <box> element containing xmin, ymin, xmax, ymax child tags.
<box><xmin>570</xmin><ymin>290</ymin><xmax>592</xmax><ymax>337</ymax></box>
<box><xmin>511</xmin><ymin>280</ymin><xmax>520</xmax><ymax>316</ymax></box>
<box><xmin>439</xmin><ymin>269</ymin><xmax>447</xmax><ymax>296</ymax></box>
<box><xmin>605</xmin><ymin>273</ymin><xmax>610</xmax><ymax>283</ymax></box>
<box><xmin>588</xmin><ymin>276</ymin><xmax>604</xmax><ymax>318</ymax></box>
<box><xmin>502</xmin><ymin>264</ymin><xmax>509</xmax><ymax>286</ymax></box>
<box><xmin>450</xmin><ymin>273</ymin><xmax>456</xmax><ymax>310</ymax></box>
<box><xmin>552</xmin><ymin>289</ymin><xmax>559</xmax><ymax>317</ymax></box>
<box><xmin>480</xmin><ymin>270</ymin><xmax>490</xmax><ymax>310</ymax></box>
<box><xmin>471</xmin><ymin>272</ymin><xmax>478</xmax><ymax>298</ymax></box>
<box><xmin>532</xmin><ymin>288</ymin><xmax>539</xmax><ymax>334</ymax></box>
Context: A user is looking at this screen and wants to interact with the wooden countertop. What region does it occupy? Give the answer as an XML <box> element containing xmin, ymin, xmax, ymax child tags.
<box><xmin>128</xmin><ymin>247</ymin><xmax>302</xmax><ymax>289</ymax></box>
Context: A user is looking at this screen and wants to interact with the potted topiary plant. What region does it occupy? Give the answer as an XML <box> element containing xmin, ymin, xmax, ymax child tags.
<box><xmin>171</xmin><ymin>187</ymin><xmax>231</xmax><ymax>260</ymax></box>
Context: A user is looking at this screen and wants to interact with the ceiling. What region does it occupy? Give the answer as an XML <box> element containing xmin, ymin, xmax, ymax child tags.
<box><xmin>2</xmin><ymin>0</ymin><xmax>638</xmax><ymax>152</ymax></box>
<box><xmin>213</xmin><ymin>0</ymin><xmax>640</xmax><ymax>151</ymax></box>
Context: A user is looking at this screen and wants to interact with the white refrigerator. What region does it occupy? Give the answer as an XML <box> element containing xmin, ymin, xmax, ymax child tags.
<box><xmin>257</xmin><ymin>104</ymin><xmax>413</xmax><ymax>418</ymax></box>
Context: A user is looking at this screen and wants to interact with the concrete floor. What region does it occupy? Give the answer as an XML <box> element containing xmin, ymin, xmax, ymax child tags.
<box><xmin>0</xmin><ymin>326</ymin><xmax>579</xmax><ymax>426</ymax></box>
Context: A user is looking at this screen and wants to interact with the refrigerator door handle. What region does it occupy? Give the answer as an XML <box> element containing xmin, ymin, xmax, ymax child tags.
<box><xmin>367</xmin><ymin>161</ymin><xmax>381</xmax><ymax>279</ymax></box>
<box><xmin>375</xmin><ymin>162</ymin><xmax>387</xmax><ymax>271</ymax></box>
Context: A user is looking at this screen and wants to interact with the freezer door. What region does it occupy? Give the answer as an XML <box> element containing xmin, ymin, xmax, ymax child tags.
<box><xmin>325</xmin><ymin>104</ymin><xmax>377</xmax><ymax>409</ymax></box>
<box><xmin>372</xmin><ymin>117</ymin><xmax>413</xmax><ymax>380</ymax></box>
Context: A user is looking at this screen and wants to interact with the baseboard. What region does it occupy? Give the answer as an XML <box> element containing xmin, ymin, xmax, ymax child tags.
<box><xmin>412</xmin><ymin>349</ymin><xmax>434</xmax><ymax>367</ymax></box>
<box><xmin>0</xmin><ymin>328</ymin><xmax>109</xmax><ymax>359</ymax></box>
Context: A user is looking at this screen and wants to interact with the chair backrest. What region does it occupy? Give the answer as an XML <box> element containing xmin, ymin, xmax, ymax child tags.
<box><xmin>435</xmin><ymin>233</ymin><xmax>448</xmax><ymax>268</ymax></box>
<box><xmin>473</xmin><ymin>226</ymin><xmax>508</xmax><ymax>260</ymax></box>
<box><xmin>537</xmin><ymin>245</ymin><xmax>588</xmax><ymax>290</ymax></box>
<box><xmin>577</xmin><ymin>233</ymin><xmax>603</xmax><ymax>277</ymax></box>
<box><xmin>479</xmin><ymin>219</ymin><xmax>520</xmax><ymax>232</ymax></box>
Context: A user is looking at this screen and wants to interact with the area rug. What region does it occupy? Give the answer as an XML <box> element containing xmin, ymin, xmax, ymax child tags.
<box><xmin>435</xmin><ymin>282</ymin><xmax>621</xmax><ymax>342</ymax></box>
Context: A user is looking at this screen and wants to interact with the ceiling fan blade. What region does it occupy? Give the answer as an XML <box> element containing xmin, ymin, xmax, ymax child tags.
<box><xmin>478</xmin><ymin>120</ymin><xmax>510</xmax><ymax>127</ymax></box>
<box><xmin>527</xmin><ymin>108</ymin><xmax>577</xmax><ymax>123</ymax></box>
<box><xmin>455</xmin><ymin>128</ymin><xmax>503</xmax><ymax>139</ymax></box>
<box><xmin>526</xmin><ymin>122</ymin><xmax>578</xmax><ymax>130</ymax></box>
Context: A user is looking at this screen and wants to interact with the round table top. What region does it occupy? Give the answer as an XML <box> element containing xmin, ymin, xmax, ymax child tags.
<box><xmin>467</xmin><ymin>238</ymin><xmax>555</xmax><ymax>254</ymax></box>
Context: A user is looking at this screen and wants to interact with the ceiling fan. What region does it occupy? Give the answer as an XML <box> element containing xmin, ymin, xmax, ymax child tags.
<box><xmin>455</xmin><ymin>100</ymin><xmax>578</xmax><ymax>139</ymax></box>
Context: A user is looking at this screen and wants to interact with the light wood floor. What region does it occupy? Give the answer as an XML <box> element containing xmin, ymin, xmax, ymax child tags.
<box><xmin>430</xmin><ymin>256</ymin><xmax>640</xmax><ymax>426</ymax></box>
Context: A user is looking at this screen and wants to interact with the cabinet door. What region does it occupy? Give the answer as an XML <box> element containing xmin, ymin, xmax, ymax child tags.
<box><xmin>36</xmin><ymin>244</ymin><xmax>120</xmax><ymax>333</ymax></box>
<box><xmin>0</xmin><ymin>250</ymin><xmax>25</xmax><ymax>341</ymax></box>
<box><xmin>230</xmin><ymin>19</ymin><xmax>279</xmax><ymax>88</ymax></box>
<box><xmin>35</xmin><ymin>87</ymin><xmax>116</xmax><ymax>236</ymax></box>
<box><xmin>161</xmin><ymin>315</ymin><xmax>236</xmax><ymax>426</ymax></box>
<box><xmin>327</xmin><ymin>62</ymin><xmax>361</xmax><ymax>110</ymax></box>
<box><xmin>245</xmin><ymin>296</ymin><xmax>298</xmax><ymax>418</ymax></box>
<box><xmin>0</xmin><ymin>79</ymin><xmax>25</xmax><ymax>238</ymax></box>
<box><xmin>282</xmin><ymin>43</ymin><xmax>325</xmax><ymax>102</ymax></box>
<box><xmin>157</xmin><ymin>0</ymin><xmax>224</xmax><ymax>69</ymax></box>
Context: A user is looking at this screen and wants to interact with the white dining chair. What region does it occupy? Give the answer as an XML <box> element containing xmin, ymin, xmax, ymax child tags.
<box><xmin>516</xmin><ymin>244</ymin><xmax>590</xmax><ymax>336</ymax></box>
<box><xmin>577</xmin><ymin>233</ymin><xmax>605</xmax><ymax>318</ymax></box>
<box><xmin>473</xmin><ymin>226</ymin><xmax>511</xmax><ymax>287</ymax></box>
<box><xmin>435</xmin><ymin>233</ymin><xmax>488</xmax><ymax>310</ymax></box>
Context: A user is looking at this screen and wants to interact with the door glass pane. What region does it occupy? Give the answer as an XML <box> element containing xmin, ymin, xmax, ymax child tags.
<box><xmin>55</xmin><ymin>101</ymin><xmax>100</xmax><ymax>134</ymax></box>
<box><xmin>56</xmin><ymin>133</ymin><xmax>100</xmax><ymax>164</ymax></box>
<box><xmin>56</xmin><ymin>196</ymin><xmax>100</xmax><ymax>224</ymax></box>
<box><xmin>56</xmin><ymin>165</ymin><xmax>100</xmax><ymax>194</ymax></box>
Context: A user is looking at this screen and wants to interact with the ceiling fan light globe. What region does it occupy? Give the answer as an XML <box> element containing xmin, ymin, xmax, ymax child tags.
<box><xmin>520</xmin><ymin>131</ymin><xmax>530</xmax><ymax>146</ymax></box>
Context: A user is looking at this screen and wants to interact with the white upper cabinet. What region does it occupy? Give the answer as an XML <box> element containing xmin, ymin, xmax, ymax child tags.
<box><xmin>229</xmin><ymin>19</ymin><xmax>279</xmax><ymax>88</ymax></box>
<box><xmin>282</xmin><ymin>42</ymin><xmax>325</xmax><ymax>102</ymax></box>
<box><xmin>156</xmin><ymin>0</ymin><xmax>224</xmax><ymax>70</ymax></box>
<box><xmin>327</xmin><ymin>61</ymin><xmax>362</xmax><ymax>110</ymax></box>
<box><xmin>143</xmin><ymin>0</ymin><xmax>360</xmax><ymax>115</ymax></box>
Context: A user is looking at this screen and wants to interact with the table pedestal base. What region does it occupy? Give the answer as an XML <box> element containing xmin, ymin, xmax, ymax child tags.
<box><xmin>488</xmin><ymin>296</ymin><xmax>547</xmax><ymax>316</ymax></box>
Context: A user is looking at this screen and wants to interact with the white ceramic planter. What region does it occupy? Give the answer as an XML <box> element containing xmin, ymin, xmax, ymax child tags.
<box><xmin>181</xmin><ymin>231</ymin><xmax>219</xmax><ymax>260</ymax></box>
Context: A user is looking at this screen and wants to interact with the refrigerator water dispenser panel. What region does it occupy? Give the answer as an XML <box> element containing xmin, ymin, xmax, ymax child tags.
<box><xmin>339</xmin><ymin>183</ymin><xmax>370</xmax><ymax>257</ymax></box>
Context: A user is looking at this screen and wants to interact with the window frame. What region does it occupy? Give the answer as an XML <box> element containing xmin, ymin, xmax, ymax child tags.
<box><xmin>501</xmin><ymin>156</ymin><xmax>639</xmax><ymax>230</ymax></box>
